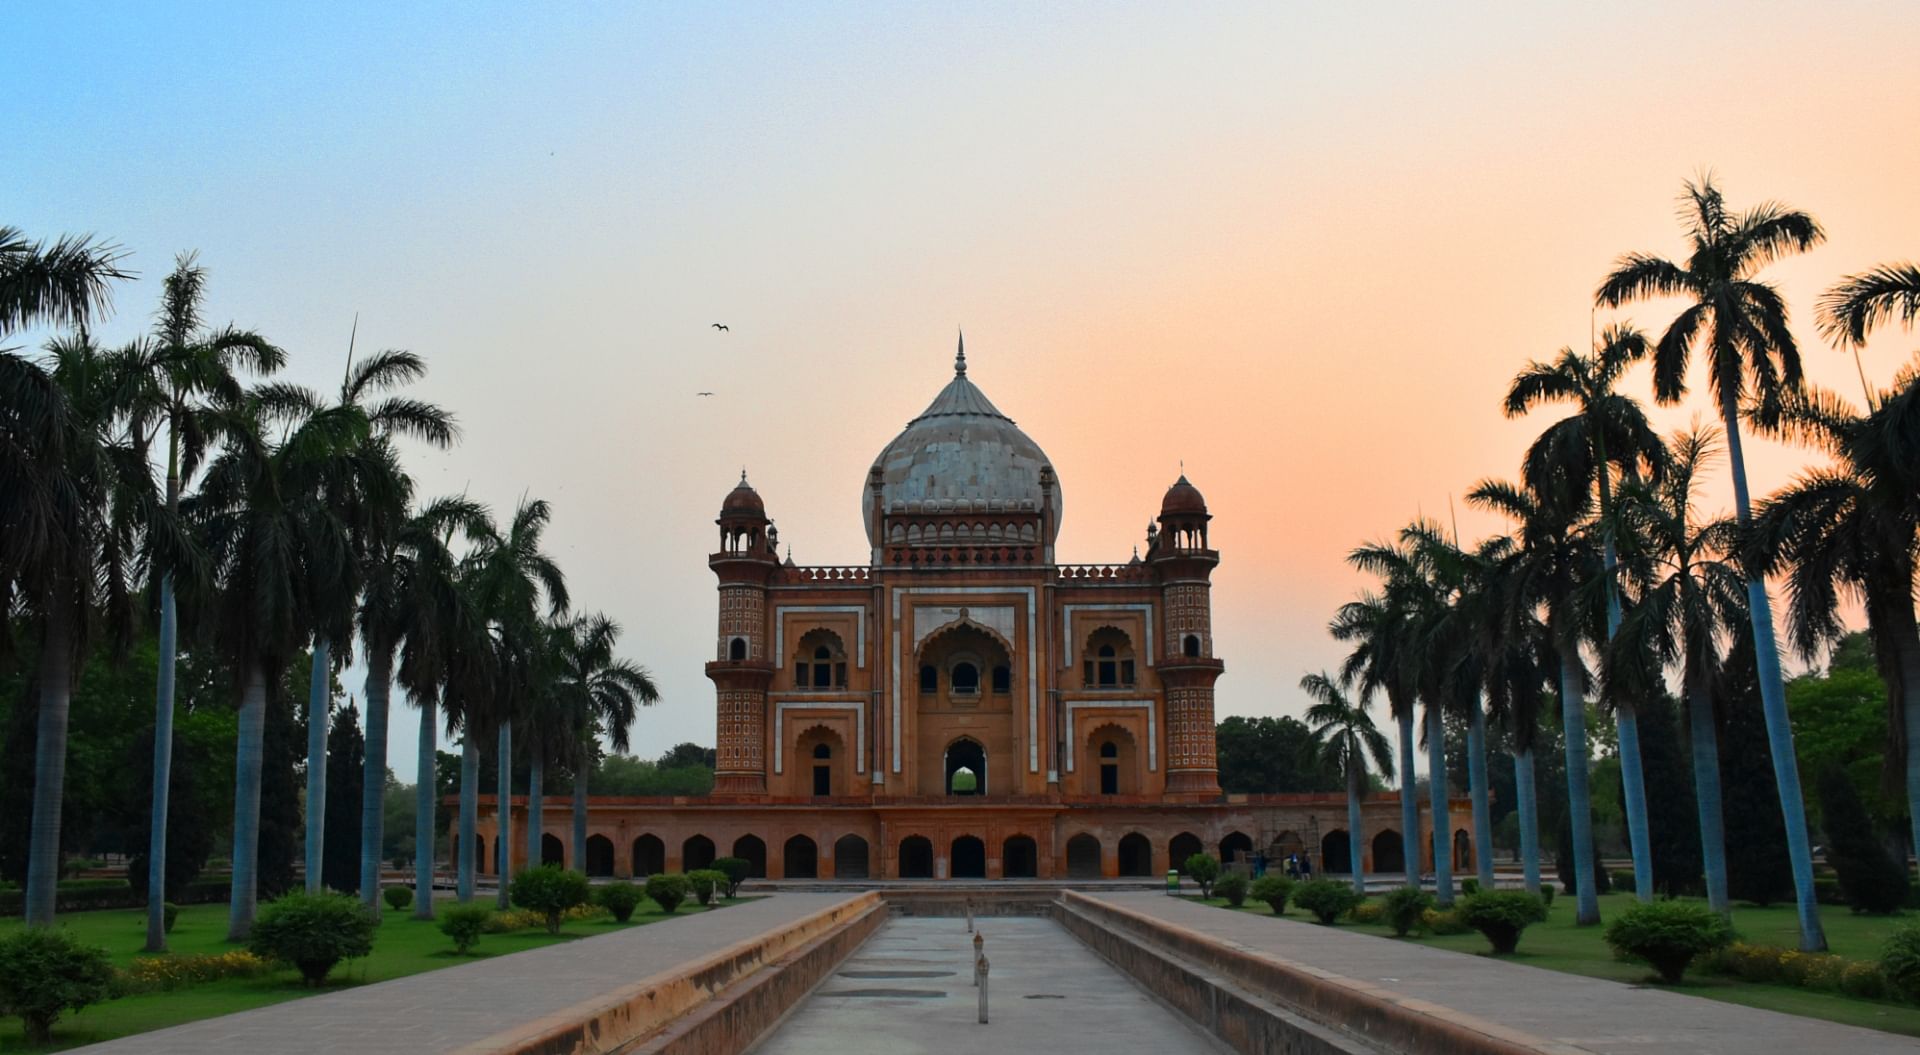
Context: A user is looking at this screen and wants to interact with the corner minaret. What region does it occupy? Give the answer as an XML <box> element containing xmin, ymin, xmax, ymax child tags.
<box><xmin>707</xmin><ymin>472</ymin><xmax>777</xmax><ymax>796</ymax></box>
<box><xmin>1151</xmin><ymin>474</ymin><xmax>1223</xmax><ymax>797</ymax></box>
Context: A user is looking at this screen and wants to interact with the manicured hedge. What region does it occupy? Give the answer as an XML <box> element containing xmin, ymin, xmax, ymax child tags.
<box><xmin>0</xmin><ymin>878</ymin><xmax>229</xmax><ymax>917</ymax></box>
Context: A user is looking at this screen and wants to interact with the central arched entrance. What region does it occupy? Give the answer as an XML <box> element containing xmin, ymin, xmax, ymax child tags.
<box><xmin>784</xmin><ymin>835</ymin><xmax>818</xmax><ymax>879</ymax></box>
<box><xmin>951</xmin><ymin>835</ymin><xmax>986</xmax><ymax>878</ymax></box>
<box><xmin>834</xmin><ymin>835</ymin><xmax>870</xmax><ymax>878</ymax></box>
<box><xmin>899</xmin><ymin>835</ymin><xmax>934</xmax><ymax>878</ymax></box>
<box><xmin>1003</xmin><ymin>835</ymin><xmax>1037</xmax><ymax>878</ymax></box>
<box><xmin>585</xmin><ymin>835</ymin><xmax>615</xmax><ymax>876</ymax></box>
<box><xmin>944</xmin><ymin>738</ymin><xmax>986</xmax><ymax>796</ymax></box>
<box><xmin>1117</xmin><ymin>833</ymin><xmax>1153</xmax><ymax>876</ymax></box>
<box><xmin>1066</xmin><ymin>833</ymin><xmax>1102</xmax><ymax>878</ymax></box>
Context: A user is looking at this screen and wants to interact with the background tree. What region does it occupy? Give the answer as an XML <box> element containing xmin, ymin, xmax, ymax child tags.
<box><xmin>1596</xmin><ymin>174</ymin><xmax>1828</xmax><ymax>949</ymax></box>
<box><xmin>1301</xmin><ymin>671</ymin><xmax>1394</xmax><ymax>892</ymax></box>
<box><xmin>1333</xmin><ymin>575</ymin><xmax>1423</xmax><ymax>888</ymax></box>
<box><xmin>321</xmin><ymin>701</ymin><xmax>366</xmax><ymax>893</ymax></box>
<box><xmin>0</xmin><ymin>226</ymin><xmax>129</xmax><ymax>336</ymax></box>
<box><xmin>552</xmin><ymin>613</ymin><xmax>657</xmax><ymax>876</ymax></box>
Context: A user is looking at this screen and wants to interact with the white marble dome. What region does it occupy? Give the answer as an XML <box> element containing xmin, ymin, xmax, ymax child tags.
<box><xmin>862</xmin><ymin>342</ymin><xmax>1062</xmax><ymax>547</ymax></box>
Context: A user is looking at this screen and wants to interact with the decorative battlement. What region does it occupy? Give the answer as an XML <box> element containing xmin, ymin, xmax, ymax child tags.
<box><xmin>774</xmin><ymin>565</ymin><xmax>874</xmax><ymax>585</ymax></box>
<box><xmin>883</xmin><ymin>545</ymin><xmax>1041</xmax><ymax>567</ymax></box>
<box><xmin>1054</xmin><ymin>563</ymin><xmax>1152</xmax><ymax>583</ymax></box>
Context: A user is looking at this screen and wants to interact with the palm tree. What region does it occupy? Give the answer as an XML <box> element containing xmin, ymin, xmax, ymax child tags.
<box><xmin>1</xmin><ymin>336</ymin><xmax>152</xmax><ymax>926</ymax></box>
<box><xmin>1475</xmin><ymin>548</ymin><xmax>1553</xmax><ymax>895</ymax></box>
<box><xmin>466</xmin><ymin>498</ymin><xmax>569</xmax><ymax>904</ymax></box>
<box><xmin>385</xmin><ymin>496</ymin><xmax>489</xmax><ymax>919</ymax></box>
<box><xmin>1607</xmin><ymin>425</ymin><xmax>1746</xmax><ymax>914</ymax></box>
<box><xmin>189</xmin><ymin>385</ymin><xmax>365</xmax><ymax>940</ymax></box>
<box><xmin>0</xmin><ymin>227</ymin><xmax>130</xmax><ymax>337</ymax></box>
<box><xmin>1596</xmin><ymin>174</ymin><xmax>1828</xmax><ymax>949</ymax></box>
<box><xmin>1746</xmin><ymin>368</ymin><xmax>1920</xmax><ymax>865</ymax></box>
<box><xmin>1332</xmin><ymin>586</ymin><xmax>1422</xmax><ymax>889</ymax></box>
<box><xmin>1300</xmin><ymin>671</ymin><xmax>1394</xmax><ymax>893</ymax></box>
<box><xmin>335</xmin><ymin>350</ymin><xmax>456</xmax><ymax>911</ymax></box>
<box><xmin>1504</xmin><ymin>324</ymin><xmax>1667</xmax><ymax>901</ymax></box>
<box><xmin>442</xmin><ymin>556</ymin><xmax>497</xmax><ymax>903</ymax></box>
<box><xmin>1469</xmin><ymin>478</ymin><xmax>1606</xmax><ymax>924</ymax></box>
<box><xmin>552</xmin><ymin>613</ymin><xmax>658</xmax><ymax>873</ymax></box>
<box><xmin>115</xmin><ymin>254</ymin><xmax>283</xmax><ymax>943</ymax></box>
<box><xmin>1820</xmin><ymin>262</ymin><xmax>1920</xmax><ymax>353</ymax></box>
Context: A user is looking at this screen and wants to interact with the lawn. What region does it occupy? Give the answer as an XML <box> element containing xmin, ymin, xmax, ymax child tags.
<box><xmin>1192</xmin><ymin>890</ymin><xmax>1920</xmax><ymax>1037</ymax></box>
<box><xmin>0</xmin><ymin>894</ymin><xmax>742</xmax><ymax>1052</ymax></box>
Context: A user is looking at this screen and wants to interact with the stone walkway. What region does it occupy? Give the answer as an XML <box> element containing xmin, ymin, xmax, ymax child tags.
<box><xmin>1094</xmin><ymin>892</ymin><xmax>1919</xmax><ymax>1055</ymax></box>
<box><xmin>73</xmin><ymin>894</ymin><xmax>862</xmax><ymax>1055</ymax></box>
<box><xmin>750</xmin><ymin>915</ymin><xmax>1229</xmax><ymax>1054</ymax></box>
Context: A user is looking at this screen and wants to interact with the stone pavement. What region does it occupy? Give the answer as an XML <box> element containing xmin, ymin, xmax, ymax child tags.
<box><xmin>73</xmin><ymin>893</ymin><xmax>864</xmax><ymax>1055</ymax></box>
<box><xmin>750</xmin><ymin>915</ymin><xmax>1229</xmax><ymax>1055</ymax></box>
<box><xmin>1094</xmin><ymin>891</ymin><xmax>1919</xmax><ymax>1055</ymax></box>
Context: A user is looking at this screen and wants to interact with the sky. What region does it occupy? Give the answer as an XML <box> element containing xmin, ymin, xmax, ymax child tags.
<box><xmin>8</xmin><ymin>3</ymin><xmax>1920</xmax><ymax>784</ymax></box>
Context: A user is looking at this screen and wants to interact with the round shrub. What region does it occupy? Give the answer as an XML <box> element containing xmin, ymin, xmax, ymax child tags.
<box><xmin>646</xmin><ymin>873</ymin><xmax>691</xmax><ymax>914</ymax></box>
<box><xmin>1184</xmin><ymin>854</ymin><xmax>1221</xmax><ymax>898</ymax></box>
<box><xmin>1347</xmin><ymin>901</ymin><xmax>1384</xmax><ymax>924</ymax></box>
<box><xmin>438</xmin><ymin>904</ymin><xmax>493</xmax><ymax>954</ymax></box>
<box><xmin>509</xmin><ymin>865</ymin><xmax>592</xmax><ymax>934</ymax></box>
<box><xmin>247</xmin><ymin>892</ymin><xmax>377</xmax><ymax>987</ymax></box>
<box><xmin>1880</xmin><ymin>924</ymin><xmax>1920</xmax><ymax>1002</ymax></box>
<box><xmin>1603</xmin><ymin>901</ymin><xmax>1733</xmax><ymax>983</ymax></box>
<box><xmin>1457</xmin><ymin>891</ymin><xmax>1548</xmax><ymax>955</ymax></box>
<box><xmin>0</xmin><ymin>928</ymin><xmax>115</xmax><ymax>1044</ymax></box>
<box><xmin>1215</xmin><ymin>873</ymin><xmax>1250</xmax><ymax>908</ymax></box>
<box><xmin>1539</xmin><ymin>885</ymin><xmax>1555</xmax><ymax>908</ymax></box>
<box><xmin>713</xmin><ymin>857</ymin><xmax>751</xmax><ymax>899</ymax></box>
<box><xmin>1422</xmin><ymin>908</ymin><xmax>1473</xmax><ymax>935</ymax></box>
<box><xmin>689</xmin><ymin>869</ymin><xmax>727</xmax><ymax>907</ymax></box>
<box><xmin>1293</xmin><ymin>879</ymin><xmax>1363</xmax><ymax>925</ymax></box>
<box><xmin>162</xmin><ymin>902</ymin><xmax>181</xmax><ymax>934</ymax></box>
<box><xmin>1841</xmin><ymin>960</ymin><xmax>1890</xmax><ymax>1000</ymax></box>
<box><xmin>382</xmin><ymin>886</ymin><xmax>413</xmax><ymax>912</ymax></box>
<box><xmin>596</xmin><ymin>881</ymin><xmax>645</xmax><ymax>923</ymax></box>
<box><xmin>1460</xmin><ymin>878</ymin><xmax>1481</xmax><ymax>897</ymax></box>
<box><xmin>1248</xmin><ymin>875</ymin><xmax>1294</xmax><ymax>915</ymax></box>
<box><xmin>1384</xmin><ymin>887</ymin><xmax>1434</xmax><ymax>937</ymax></box>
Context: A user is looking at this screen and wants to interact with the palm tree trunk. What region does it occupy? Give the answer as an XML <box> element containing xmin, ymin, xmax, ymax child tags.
<box><xmin>1602</xmin><ymin>526</ymin><xmax>1656</xmax><ymax>905</ymax></box>
<box><xmin>227</xmin><ymin>662</ymin><xmax>269</xmax><ymax>941</ymax></box>
<box><xmin>1722</xmin><ymin>394</ymin><xmax>1827</xmax><ymax>951</ymax></box>
<box><xmin>572</xmin><ymin>750</ymin><xmax>589</xmax><ymax>876</ymax></box>
<box><xmin>1615</xmin><ymin>704</ymin><xmax>1654</xmax><ymax>901</ymax></box>
<box><xmin>1466</xmin><ymin>694</ymin><xmax>1495</xmax><ymax>889</ymax></box>
<box><xmin>360</xmin><ymin>648</ymin><xmax>394</xmax><ymax>911</ymax></box>
<box><xmin>1558</xmin><ymin>642</ymin><xmax>1600</xmax><ymax>925</ymax></box>
<box><xmin>1899</xmin><ymin>631</ymin><xmax>1920</xmax><ymax>878</ymax></box>
<box><xmin>1426</xmin><ymin>703</ymin><xmax>1454</xmax><ymax>906</ymax></box>
<box><xmin>496</xmin><ymin>723</ymin><xmax>512</xmax><ymax>908</ymax></box>
<box><xmin>458</xmin><ymin>736</ymin><xmax>477</xmax><ymax>902</ymax></box>
<box><xmin>414</xmin><ymin>694</ymin><xmax>436</xmax><ymax>919</ymax></box>
<box><xmin>1397</xmin><ymin>708</ymin><xmax>1419</xmax><ymax>888</ymax></box>
<box><xmin>526</xmin><ymin>756</ymin><xmax>545</xmax><ymax>869</ymax></box>
<box><xmin>1346</xmin><ymin>761</ymin><xmax>1365</xmax><ymax>894</ymax></box>
<box><xmin>1513</xmin><ymin>747</ymin><xmax>1541</xmax><ymax>895</ymax></box>
<box><xmin>1685</xmin><ymin>664</ymin><xmax>1730</xmax><ymax>915</ymax></box>
<box><xmin>303</xmin><ymin>636</ymin><xmax>329</xmax><ymax>894</ymax></box>
<box><xmin>144</xmin><ymin>578</ymin><xmax>178</xmax><ymax>948</ymax></box>
<box><xmin>25</xmin><ymin>598</ymin><xmax>76</xmax><ymax>928</ymax></box>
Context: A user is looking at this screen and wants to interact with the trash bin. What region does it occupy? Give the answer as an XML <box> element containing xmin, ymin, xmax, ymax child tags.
<box><xmin>1166</xmin><ymin>869</ymin><xmax>1180</xmax><ymax>895</ymax></box>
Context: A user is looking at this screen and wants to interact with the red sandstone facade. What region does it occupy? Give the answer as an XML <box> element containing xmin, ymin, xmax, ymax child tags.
<box><xmin>473</xmin><ymin>343</ymin><xmax>1474</xmax><ymax>881</ymax></box>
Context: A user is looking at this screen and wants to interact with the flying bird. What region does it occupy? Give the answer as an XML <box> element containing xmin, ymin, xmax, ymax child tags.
<box><xmin>696</xmin><ymin>391</ymin><xmax>714</xmax><ymax>397</ymax></box>
<box><xmin>711</xmin><ymin>323</ymin><xmax>729</xmax><ymax>331</ymax></box>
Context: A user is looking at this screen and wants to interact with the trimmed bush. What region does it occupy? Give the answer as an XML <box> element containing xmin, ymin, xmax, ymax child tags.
<box><xmin>689</xmin><ymin>869</ymin><xmax>727</xmax><ymax>907</ymax></box>
<box><xmin>0</xmin><ymin>928</ymin><xmax>115</xmax><ymax>1043</ymax></box>
<box><xmin>1460</xmin><ymin>878</ymin><xmax>1481</xmax><ymax>897</ymax></box>
<box><xmin>1384</xmin><ymin>887</ymin><xmax>1434</xmax><ymax>936</ymax></box>
<box><xmin>1540</xmin><ymin>884</ymin><xmax>1555</xmax><ymax>908</ymax></box>
<box><xmin>162</xmin><ymin>902</ymin><xmax>180</xmax><ymax>933</ymax></box>
<box><xmin>1820</xmin><ymin>767</ymin><xmax>1911</xmax><ymax>914</ymax></box>
<box><xmin>1603</xmin><ymin>901</ymin><xmax>1733</xmax><ymax>983</ymax></box>
<box><xmin>510</xmin><ymin>866</ymin><xmax>593</xmax><ymax>934</ymax></box>
<box><xmin>1456</xmin><ymin>891</ymin><xmax>1548</xmax><ymax>955</ymax></box>
<box><xmin>646</xmin><ymin>873</ymin><xmax>692</xmax><ymax>914</ymax></box>
<box><xmin>713</xmin><ymin>857</ymin><xmax>751</xmax><ymax>899</ymax></box>
<box><xmin>1215</xmin><ymin>873</ymin><xmax>1250</xmax><ymax>908</ymax></box>
<box><xmin>1184</xmin><ymin>854</ymin><xmax>1221</xmax><ymax>898</ymax></box>
<box><xmin>597</xmin><ymin>881</ymin><xmax>645</xmax><ymax>922</ymax></box>
<box><xmin>438</xmin><ymin>904</ymin><xmax>493</xmax><ymax>954</ymax></box>
<box><xmin>1248</xmin><ymin>875</ymin><xmax>1294</xmax><ymax>915</ymax></box>
<box><xmin>1882</xmin><ymin>923</ymin><xmax>1920</xmax><ymax>1002</ymax></box>
<box><xmin>1610</xmin><ymin>870</ymin><xmax>1636</xmax><ymax>894</ymax></box>
<box><xmin>247</xmin><ymin>892</ymin><xmax>377</xmax><ymax>987</ymax></box>
<box><xmin>119</xmin><ymin>950</ymin><xmax>271</xmax><ymax>992</ymax></box>
<box><xmin>382</xmin><ymin>885</ymin><xmax>413</xmax><ymax>912</ymax></box>
<box><xmin>1347</xmin><ymin>901</ymin><xmax>1384</xmax><ymax>924</ymax></box>
<box><xmin>1422</xmin><ymin>908</ymin><xmax>1473</xmax><ymax>935</ymax></box>
<box><xmin>1293</xmin><ymin>880</ymin><xmax>1363</xmax><ymax>925</ymax></box>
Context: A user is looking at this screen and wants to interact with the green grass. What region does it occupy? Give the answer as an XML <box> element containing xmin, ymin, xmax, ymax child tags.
<box><xmin>0</xmin><ymin>895</ymin><xmax>742</xmax><ymax>1052</ymax></box>
<box><xmin>1193</xmin><ymin>890</ymin><xmax>1920</xmax><ymax>1037</ymax></box>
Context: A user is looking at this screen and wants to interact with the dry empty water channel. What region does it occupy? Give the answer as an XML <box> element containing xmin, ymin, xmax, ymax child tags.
<box><xmin>750</xmin><ymin>916</ymin><xmax>1228</xmax><ymax>1054</ymax></box>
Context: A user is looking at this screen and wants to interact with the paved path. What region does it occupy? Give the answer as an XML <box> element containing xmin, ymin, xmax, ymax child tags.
<box><xmin>1095</xmin><ymin>892</ymin><xmax>1919</xmax><ymax>1055</ymax></box>
<box><xmin>74</xmin><ymin>894</ymin><xmax>863</xmax><ymax>1055</ymax></box>
<box><xmin>751</xmin><ymin>915</ymin><xmax>1229</xmax><ymax>1055</ymax></box>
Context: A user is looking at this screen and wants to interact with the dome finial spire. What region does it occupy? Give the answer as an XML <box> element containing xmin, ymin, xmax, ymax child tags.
<box><xmin>955</xmin><ymin>328</ymin><xmax>967</xmax><ymax>377</ymax></box>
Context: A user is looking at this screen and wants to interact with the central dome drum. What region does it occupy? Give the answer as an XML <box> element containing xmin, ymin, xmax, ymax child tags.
<box><xmin>862</xmin><ymin>341</ymin><xmax>1062</xmax><ymax>547</ymax></box>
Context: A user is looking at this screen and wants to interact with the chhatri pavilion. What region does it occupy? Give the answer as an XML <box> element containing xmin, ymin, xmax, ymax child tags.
<box><xmin>472</xmin><ymin>341</ymin><xmax>1471</xmax><ymax>881</ymax></box>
